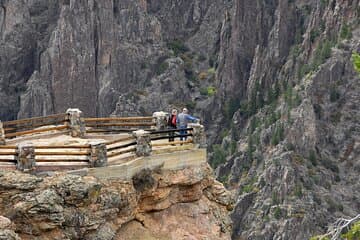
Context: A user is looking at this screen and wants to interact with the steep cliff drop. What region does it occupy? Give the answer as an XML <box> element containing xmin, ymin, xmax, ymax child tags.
<box><xmin>0</xmin><ymin>164</ymin><xmax>233</xmax><ymax>240</ymax></box>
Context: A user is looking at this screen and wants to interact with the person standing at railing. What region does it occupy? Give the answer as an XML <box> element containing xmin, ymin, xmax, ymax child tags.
<box><xmin>177</xmin><ymin>108</ymin><xmax>199</xmax><ymax>142</ymax></box>
<box><xmin>168</xmin><ymin>109</ymin><xmax>178</xmax><ymax>142</ymax></box>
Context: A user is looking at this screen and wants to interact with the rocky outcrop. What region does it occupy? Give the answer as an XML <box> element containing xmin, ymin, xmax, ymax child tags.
<box><xmin>1</xmin><ymin>0</ymin><xmax>359</xmax><ymax>239</ymax></box>
<box><xmin>0</xmin><ymin>164</ymin><xmax>233</xmax><ymax>239</ymax></box>
<box><xmin>214</xmin><ymin>1</ymin><xmax>360</xmax><ymax>239</ymax></box>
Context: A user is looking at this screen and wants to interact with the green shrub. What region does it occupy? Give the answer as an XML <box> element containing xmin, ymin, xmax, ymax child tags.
<box><xmin>341</xmin><ymin>221</ymin><xmax>360</xmax><ymax>240</ymax></box>
<box><xmin>284</xmin><ymin>84</ymin><xmax>293</xmax><ymax>108</ymax></box>
<box><xmin>207</xmin><ymin>68</ymin><xmax>216</xmax><ymax>75</ymax></box>
<box><xmin>167</xmin><ymin>39</ymin><xmax>189</xmax><ymax>55</ymax></box>
<box><xmin>320</xmin><ymin>0</ymin><xmax>329</xmax><ymax>8</ymax></box>
<box><xmin>294</xmin><ymin>92</ymin><xmax>302</xmax><ymax>107</ymax></box>
<box><xmin>200</xmin><ymin>88</ymin><xmax>208</xmax><ymax>96</ymax></box>
<box><xmin>272</xmin><ymin>192</ymin><xmax>279</xmax><ymax>205</ymax></box>
<box><xmin>156</xmin><ymin>61</ymin><xmax>169</xmax><ymax>75</ymax></box>
<box><xmin>330</xmin><ymin>85</ymin><xmax>340</xmax><ymax>102</ymax></box>
<box><xmin>310</xmin><ymin>29</ymin><xmax>320</xmax><ymax>42</ymax></box>
<box><xmin>185</xmin><ymin>101</ymin><xmax>196</xmax><ymax>111</ymax></box>
<box><xmin>298</xmin><ymin>64</ymin><xmax>312</xmax><ymax>80</ymax></box>
<box><xmin>200</xmin><ymin>86</ymin><xmax>216</xmax><ymax>97</ymax></box>
<box><xmin>273</xmin><ymin>206</ymin><xmax>282</xmax><ymax>219</ymax></box>
<box><xmin>198</xmin><ymin>54</ymin><xmax>207</xmax><ymax>62</ymax></box>
<box><xmin>290</xmin><ymin>45</ymin><xmax>302</xmax><ymax>58</ymax></box>
<box><xmin>340</xmin><ymin>23</ymin><xmax>353</xmax><ymax>39</ymax></box>
<box><xmin>271</xmin><ymin>123</ymin><xmax>284</xmax><ymax>146</ymax></box>
<box><xmin>320</xmin><ymin>158</ymin><xmax>339</xmax><ymax>173</ymax></box>
<box><xmin>224</xmin><ymin>97</ymin><xmax>241</xmax><ymax>121</ymax></box>
<box><xmin>219</xmin><ymin>174</ymin><xmax>229</xmax><ymax>185</ymax></box>
<box><xmin>294</xmin><ymin>184</ymin><xmax>303</xmax><ymax>198</ymax></box>
<box><xmin>352</xmin><ymin>52</ymin><xmax>360</xmax><ymax>74</ymax></box>
<box><xmin>247</xmin><ymin>135</ymin><xmax>255</xmax><ymax>160</ymax></box>
<box><xmin>249</xmin><ymin>116</ymin><xmax>260</xmax><ymax>134</ymax></box>
<box><xmin>211</xmin><ymin>145</ymin><xmax>227</xmax><ymax>168</ymax></box>
<box><xmin>313</xmin><ymin>40</ymin><xmax>333</xmax><ymax>68</ymax></box>
<box><xmin>207</xmin><ymin>86</ymin><xmax>216</xmax><ymax>96</ymax></box>
<box><xmin>310</xmin><ymin>236</ymin><xmax>330</xmax><ymax>240</ymax></box>
<box><xmin>309</xmin><ymin>150</ymin><xmax>317</xmax><ymax>166</ymax></box>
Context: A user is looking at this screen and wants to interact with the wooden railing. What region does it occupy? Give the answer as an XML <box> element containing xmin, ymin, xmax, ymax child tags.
<box><xmin>84</xmin><ymin>116</ymin><xmax>154</xmax><ymax>133</ymax></box>
<box><xmin>0</xmin><ymin>145</ymin><xmax>17</xmax><ymax>170</ymax></box>
<box><xmin>3</xmin><ymin>113</ymin><xmax>69</xmax><ymax>139</ymax></box>
<box><xmin>0</xmin><ymin>111</ymin><xmax>203</xmax><ymax>172</ymax></box>
<box><xmin>34</xmin><ymin>145</ymin><xmax>91</xmax><ymax>171</ymax></box>
<box><xmin>105</xmin><ymin>136</ymin><xmax>137</xmax><ymax>160</ymax></box>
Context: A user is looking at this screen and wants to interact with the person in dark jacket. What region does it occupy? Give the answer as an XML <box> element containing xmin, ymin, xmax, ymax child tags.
<box><xmin>177</xmin><ymin>108</ymin><xmax>199</xmax><ymax>141</ymax></box>
<box><xmin>168</xmin><ymin>109</ymin><xmax>177</xmax><ymax>142</ymax></box>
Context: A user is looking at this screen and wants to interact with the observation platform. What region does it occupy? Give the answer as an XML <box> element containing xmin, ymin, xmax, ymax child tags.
<box><xmin>0</xmin><ymin>109</ymin><xmax>207</xmax><ymax>179</ymax></box>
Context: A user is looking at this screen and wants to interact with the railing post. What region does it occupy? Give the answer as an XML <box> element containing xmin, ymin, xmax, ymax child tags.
<box><xmin>152</xmin><ymin>111</ymin><xmax>169</xmax><ymax>130</ymax></box>
<box><xmin>16</xmin><ymin>143</ymin><xmax>36</xmax><ymax>172</ymax></box>
<box><xmin>89</xmin><ymin>143</ymin><xmax>107</xmax><ymax>167</ymax></box>
<box><xmin>0</xmin><ymin>121</ymin><xmax>5</xmax><ymax>145</ymax></box>
<box><xmin>66</xmin><ymin>108</ymin><xmax>86</xmax><ymax>137</ymax></box>
<box><xmin>188</xmin><ymin>123</ymin><xmax>207</xmax><ymax>148</ymax></box>
<box><xmin>132</xmin><ymin>130</ymin><xmax>152</xmax><ymax>157</ymax></box>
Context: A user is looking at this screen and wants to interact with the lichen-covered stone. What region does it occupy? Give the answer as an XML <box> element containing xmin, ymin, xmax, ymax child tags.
<box><xmin>132</xmin><ymin>130</ymin><xmax>152</xmax><ymax>157</ymax></box>
<box><xmin>0</xmin><ymin>164</ymin><xmax>232</xmax><ymax>239</ymax></box>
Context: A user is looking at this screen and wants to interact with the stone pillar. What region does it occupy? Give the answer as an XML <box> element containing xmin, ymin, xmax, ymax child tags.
<box><xmin>188</xmin><ymin>123</ymin><xmax>207</xmax><ymax>148</ymax></box>
<box><xmin>152</xmin><ymin>111</ymin><xmax>169</xmax><ymax>130</ymax></box>
<box><xmin>0</xmin><ymin>121</ymin><xmax>5</xmax><ymax>145</ymax></box>
<box><xmin>132</xmin><ymin>130</ymin><xmax>152</xmax><ymax>157</ymax></box>
<box><xmin>16</xmin><ymin>143</ymin><xmax>36</xmax><ymax>172</ymax></box>
<box><xmin>89</xmin><ymin>143</ymin><xmax>107</xmax><ymax>168</ymax></box>
<box><xmin>66</xmin><ymin>108</ymin><xmax>86</xmax><ymax>137</ymax></box>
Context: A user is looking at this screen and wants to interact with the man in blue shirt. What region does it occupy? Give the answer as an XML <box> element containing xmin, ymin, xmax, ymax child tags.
<box><xmin>177</xmin><ymin>108</ymin><xmax>199</xmax><ymax>141</ymax></box>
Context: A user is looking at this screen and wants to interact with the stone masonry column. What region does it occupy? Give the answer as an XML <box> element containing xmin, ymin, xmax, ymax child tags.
<box><xmin>89</xmin><ymin>143</ymin><xmax>107</xmax><ymax>168</ymax></box>
<box><xmin>16</xmin><ymin>143</ymin><xmax>36</xmax><ymax>172</ymax></box>
<box><xmin>188</xmin><ymin>123</ymin><xmax>207</xmax><ymax>148</ymax></box>
<box><xmin>66</xmin><ymin>108</ymin><xmax>86</xmax><ymax>137</ymax></box>
<box><xmin>152</xmin><ymin>111</ymin><xmax>169</xmax><ymax>130</ymax></box>
<box><xmin>0</xmin><ymin>121</ymin><xmax>5</xmax><ymax>145</ymax></box>
<box><xmin>132</xmin><ymin>130</ymin><xmax>152</xmax><ymax>157</ymax></box>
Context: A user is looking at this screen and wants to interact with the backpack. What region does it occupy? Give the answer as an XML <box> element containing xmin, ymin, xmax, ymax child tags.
<box><xmin>171</xmin><ymin>115</ymin><xmax>177</xmax><ymax>126</ymax></box>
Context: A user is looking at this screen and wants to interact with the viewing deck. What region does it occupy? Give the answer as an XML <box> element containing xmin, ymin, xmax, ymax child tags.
<box><xmin>0</xmin><ymin>109</ymin><xmax>207</xmax><ymax>179</ymax></box>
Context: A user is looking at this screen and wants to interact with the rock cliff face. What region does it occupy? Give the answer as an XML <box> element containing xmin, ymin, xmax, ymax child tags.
<box><xmin>0</xmin><ymin>0</ymin><xmax>359</xmax><ymax>239</ymax></box>
<box><xmin>0</xmin><ymin>164</ymin><xmax>233</xmax><ymax>239</ymax></box>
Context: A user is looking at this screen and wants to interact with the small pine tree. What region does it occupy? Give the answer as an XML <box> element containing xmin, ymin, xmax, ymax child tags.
<box><xmin>352</xmin><ymin>52</ymin><xmax>360</xmax><ymax>74</ymax></box>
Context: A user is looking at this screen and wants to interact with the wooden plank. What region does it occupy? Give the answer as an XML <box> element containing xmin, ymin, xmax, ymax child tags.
<box><xmin>0</xmin><ymin>156</ymin><xmax>16</xmax><ymax>160</ymax></box>
<box><xmin>84</xmin><ymin>117</ymin><xmax>153</xmax><ymax>122</ymax></box>
<box><xmin>35</xmin><ymin>155</ymin><xmax>89</xmax><ymax>161</ymax></box>
<box><xmin>107</xmin><ymin>147</ymin><xmax>136</xmax><ymax>158</ymax></box>
<box><xmin>4</xmin><ymin>121</ymin><xmax>68</xmax><ymax>133</ymax></box>
<box><xmin>0</xmin><ymin>161</ymin><xmax>16</xmax><ymax>164</ymax></box>
<box><xmin>152</xmin><ymin>144</ymin><xmax>194</xmax><ymax>154</ymax></box>
<box><xmin>0</xmin><ymin>146</ymin><xmax>17</xmax><ymax>149</ymax></box>
<box><xmin>105</xmin><ymin>136</ymin><xmax>135</xmax><ymax>145</ymax></box>
<box><xmin>0</xmin><ymin>151</ymin><xmax>17</xmax><ymax>155</ymax></box>
<box><xmin>36</xmin><ymin>158</ymin><xmax>89</xmax><ymax>162</ymax></box>
<box><xmin>34</xmin><ymin>151</ymin><xmax>90</xmax><ymax>156</ymax></box>
<box><xmin>107</xmin><ymin>141</ymin><xmax>137</xmax><ymax>151</ymax></box>
<box><xmin>86</xmin><ymin>129</ymin><xmax>136</xmax><ymax>133</ymax></box>
<box><xmin>5</xmin><ymin>125</ymin><xmax>69</xmax><ymax>138</ymax></box>
<box><xmin>3</xmin><ymin>113</ymin><xmax>67</xmax><ymax>126</ymax></box>
<box><xmin>5</xmin><ymin>130</ymin><xmax>71</xmax><ymax>143</ymax></box>
<box><xmin>36</xmin><ymin>161</ymin><xmax>88</xmax><ymax>165</ymax></box>
<box><xmin>34</xmin><ymin>145</ymin><xmax>90</xmax><ymax>149</ymax></box>
<box><xmin>151</xmin><ymin>140</ymin><xmax>193</xmax><ymax>147</ymax></box>
<box><xmin>85</xmin><ymin>122</ymin><xmax>155</xmax><ymax>127</ymax></box>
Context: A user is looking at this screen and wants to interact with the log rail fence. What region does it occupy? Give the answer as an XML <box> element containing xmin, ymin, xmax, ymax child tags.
<box><xmin>0</xmin><ymin>109</ymin><xmax>206</xmax><ymax>172</ymax></box>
